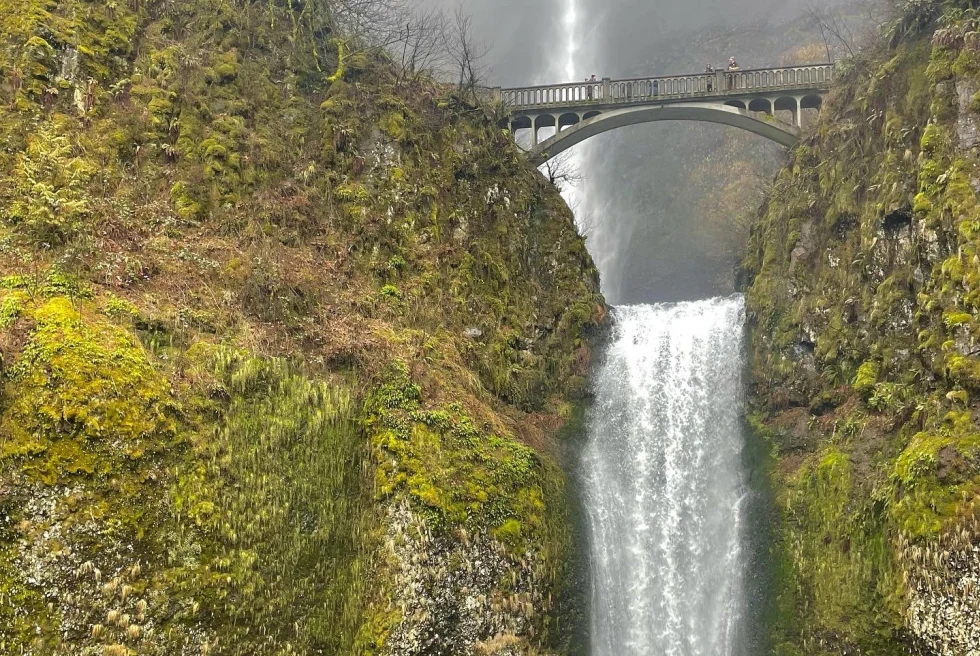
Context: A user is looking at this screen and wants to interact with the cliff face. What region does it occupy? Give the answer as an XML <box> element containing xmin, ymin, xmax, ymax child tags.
<box><xmin>0</xmin><ymin>2</ymin><xmax>603</xmax><ymax>655</ymax></box>
<box><xmin>743</xmin><ymin>3</ymin><xmax>980</xmax><ymax>654</ymax></box>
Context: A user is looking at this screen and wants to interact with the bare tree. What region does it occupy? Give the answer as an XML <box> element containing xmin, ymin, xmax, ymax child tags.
<box><xmin>392</xmin><ymin>8</ymin><xmax>452</xmax><ymax>88</ymax></box>
<box><xmin>575</xmin><ymin>209</ymin><xmax>598</xmax><ymax>243</ymax></box>
<box><xmin>326</xmin><ymin>0</ymin><xmax>409</xmax><ymax>46</ymax></box>
<box><xmin>446</xmin><ymin>5</ymin><xmax>490</xmax><ymax>102</ymax></box>
<box><xmin>806</xmin><ymin>0</ymin><xmax>899</xmax><ymax>66</ymax></box>
<box><xmin>544</xmin><ymin>151</ymin><xmax>585</xmax><ymax>192</ymax></box>
<box><xmin>807</xmin><ymin>4</ymin><xmax>859</xmax><ymax>61</ymax></box>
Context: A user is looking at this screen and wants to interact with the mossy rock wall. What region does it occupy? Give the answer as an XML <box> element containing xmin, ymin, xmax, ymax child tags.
<box><xmin>742</xmin><ymin>3</ymin><xmax>980</xmax><ymax>654</ymax></box>
<box><xmin>0</xmin><ymin>2</ymin><xmax>603</xmax><ymax>654</ymax></box>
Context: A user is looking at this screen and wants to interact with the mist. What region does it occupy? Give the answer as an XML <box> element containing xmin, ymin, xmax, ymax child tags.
<box><xmin>418</xmin><ymin>0</ymin><xmax>839</xmax><ymax>303</ymax></box>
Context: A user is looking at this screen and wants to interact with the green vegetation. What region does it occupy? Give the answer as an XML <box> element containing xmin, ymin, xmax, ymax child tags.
<box><xmin>743</xmin><ymin>2</ymin><xmax>980</xmax><ymax>652</ymax></box>
<box><xmin>0</xmin><ymin>0</ymin><xmax>603</xmax><ymax>653</ymax></box>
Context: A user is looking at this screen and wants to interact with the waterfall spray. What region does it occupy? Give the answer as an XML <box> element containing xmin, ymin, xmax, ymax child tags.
<box><xmin>582</xmin><ymin>297</ymin><xmax>748</xmax><ymax>655</ymax></box>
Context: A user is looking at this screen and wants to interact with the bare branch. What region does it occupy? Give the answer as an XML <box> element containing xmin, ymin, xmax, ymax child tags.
<box><xmin>544</xmin><ymin>151</ymin><xmax>585</xmax><ymax>192</ymax></box>
<box><xmin>575</xmin><ymin>209</ymin><xmax>598</xmax><ymax>242</ymax></box>
<box><xmin>390</xmin><ymin>7</ymin><xmax>452</xmax><ymax>88</ymax></box>
<box><xmin>805</xmin><ymin>0</ymin><xmax>900</xmax><ymax>69</ymax></box>
<box><xmin>327</xmin><ymin>0</ymin><xmax>409</xmax><ymax>45</ymax></box>
<box><xmin>447</xmin><ymin>4</ymin><xmax>490</xmax><ymax>101</ymax></box>
<box><xmin>806</xmin><ymin>4</ymin><xmax>857</xmax><ymax>61</ymax></box>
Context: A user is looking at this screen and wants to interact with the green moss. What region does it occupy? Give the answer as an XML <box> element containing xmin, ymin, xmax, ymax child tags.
<box><xmin>182</xmin><ymin>350</ymin><xmax>373</xmax><ymax>653</ymax></box>
<box><xmin>1</xmin><ymin>296</ymin><xmax>176</xmax><ymax>479</ymax></box>
<box><xmin>208</xmin><ymin>50</ymin><xmax>240</xmax><ymax>83</ymax></box>
<box><xmin>853</xmin><ymin>361</ymin><xmax>879</xmax><ymax>398</ymax></box>
<box><xmin>492</xmin><ymin>518</ymin><xmax>524</xmax><ymax>546</ymax></box>
<box><xmin>327</xmin><ymin>39</ymin><xmax>346</xmax><ymax>83</ymax></box>
<box><xmin>943</xmin><ymin>310</ymin><xmax>972</xmax><ymax>327</ymax></box>
<box><xmin>0</xmin><ymin>291</ymin><xmax>25</xmax><ymax>329</ymax></box>
<box><xmin>0</xmin><ymin>0</ymin><xmax>602</xmax><ymax>651</ymax></box>
<box><xmin>891</xmin><ymin>428</ymin><xmax>980</xmax><ymax>537</ymax></box>
<box><xmin>773</xmin><ymin>445</ymin><xmax>901</xmax><ymax>651</ymax></box>
<box><xmin>743</xmin><ymin>16</ymin><xmax>980</xmax><ymax>653</ymax></box>
<box><xmin>379</xmin><ymin>111</ymin><xmax>407</xmax><ymax>142</ymax></box>
<box><xmin>171</xmin><ymin>181</ymin><xmax>204</xmax><ymax>221</ymax></box>
<box><xmin>0</xmin><ymin>294</ymin><xmax>183</xmax><ymax>649</ymax></box>
<box><xmin>101</xmin><ymin>294</ymin><xmax>139</xmax><ymax>319</ymax></box>
<box><xmin>336</xmin><ymin>182</ymin><xmax>369</xmax><ymax>203</ymax></box>
<box><xmin>368</xmin><ymin>366</ymin><xmax>550</xmax><ymax>541</ymax></box>
<box><xmin>379</xmin><ymin>284</ymin><xmax>402</xmax><ymax>299</ymax></box>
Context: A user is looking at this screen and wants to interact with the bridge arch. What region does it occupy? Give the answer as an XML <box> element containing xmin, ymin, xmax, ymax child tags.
<box><xmin>533</xmin><ymin>114</ymin><xmax>557</xmax><ymax>135</ymax></box>
<box><xmin>801</xmin><ymin>94</ymin><xmax>822</xmax><ymax>110</ymax></box>
<box><xmin>525</xmin><ymin>103</ymin><xmax>800</xmax><ymax>166</ymax></box>
<box><xmin>558</xmin><ymin>112</ymin><xmax>581</xmax><ymax>131</ymax></box>
<box><xmin>497</xmin><ymin>63</ymin><xmax>833</xmax><ymax>159</ymax></box>
<box><xmin>510</xmin><ymin>115</ymin><xmax>532</xmax><ymax>131</ymax></box>
<box><xmin>747</xmin><ymin>98</ymin><xmax>772</xmax><ymax>114</ymax></box>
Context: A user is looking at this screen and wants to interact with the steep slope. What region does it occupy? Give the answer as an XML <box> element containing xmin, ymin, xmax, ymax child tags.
<box><xmin>742</xmin><ymin>2</ymin><xmax>980</xmax><ymax>654</ymax></box>
<box><xmin>0</xmin><ymin>2</ymin><xmax>603</xmax><ymax>655</ymax></box>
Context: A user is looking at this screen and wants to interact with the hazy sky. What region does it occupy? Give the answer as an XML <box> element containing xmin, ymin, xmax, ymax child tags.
<box><xmin>419</xmin><ymin>0</ymin><xmax>818</xmax><ymax>83</ymax></box>
<box><xmin>411</xmin><ymin>0</ymin><xmax>565</xmax><ymax>86</ymax></box>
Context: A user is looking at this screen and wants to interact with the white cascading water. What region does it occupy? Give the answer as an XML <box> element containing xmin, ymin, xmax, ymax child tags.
<box><xmin>582</xmin><ymin>296</ymin><xmax>748</xmax><ymax>655</ymax></box>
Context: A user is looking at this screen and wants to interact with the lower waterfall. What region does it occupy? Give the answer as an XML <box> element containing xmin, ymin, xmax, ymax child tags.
<box><xmin>582</xmin><ymin>296</ymin><xmax>750</xmax><ymax>655</ymax></box>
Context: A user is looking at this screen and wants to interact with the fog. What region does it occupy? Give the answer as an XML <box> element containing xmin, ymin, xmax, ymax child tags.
<box><xmin>417</xmin><ymin>0</ymin><xmax>837</xmax><ymax>303</ymax></box>
<box><xmin>411</xmin><ymin>0</ymin><xmax>565</xmax><ymax>85</ymax></box>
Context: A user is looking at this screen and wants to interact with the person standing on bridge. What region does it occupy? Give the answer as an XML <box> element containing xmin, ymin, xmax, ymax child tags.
<box><xmin>726</xmin><ymin>57</ymin><xmax>741</xmax><ymax>90</ymax></box>
<box><xmin>587</xmin><ymin>74</ymin><xmax>597</xmax><ymax>99</ymax></box>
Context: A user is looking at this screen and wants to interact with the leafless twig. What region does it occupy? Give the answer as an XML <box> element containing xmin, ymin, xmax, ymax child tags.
<box><xmin>392</xmin><ymin>7</ymin><xmax>452</xmax><ymax>88</ymax></box>
<box><xmin>544</xmin><ymin>151</ymin><xmax>585</xmax><ymax>192</ymax></box>
<box><xmin>447</xmin><ymin>5</ymin><xmax>490</xmax><ymax>102</ymax></box>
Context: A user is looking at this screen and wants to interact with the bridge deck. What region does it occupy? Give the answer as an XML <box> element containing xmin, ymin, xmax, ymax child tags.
<box><xmin>497</xmin><ymin>63</ymin><xmax>833</xmax><ymax>113</ymax></box>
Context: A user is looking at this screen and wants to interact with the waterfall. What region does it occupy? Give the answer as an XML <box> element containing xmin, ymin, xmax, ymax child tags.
<box><xmin>582</xmin><ymin>296</ymin><xmax>748</xmax><ymax>655</ymax></box>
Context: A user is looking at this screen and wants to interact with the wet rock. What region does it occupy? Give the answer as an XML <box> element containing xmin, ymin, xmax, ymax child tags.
<box><xmin>957</xmin><ymin>77</ymin><xmax>980</xmax><ymax>150</ymax></box>
<box><xmin>904</xmin><ymin>526</ymin><xmax>980</xmax><ymax>656</ymax></box>
<box><xmin>789</xmin><ymin>220</ymin><xmax>815</xmax><ymax>273</ymax></box>
<box><xmin>379</xmin><ymin>504</ymin><xmax>547</xmax><ymax>656</ymax></box>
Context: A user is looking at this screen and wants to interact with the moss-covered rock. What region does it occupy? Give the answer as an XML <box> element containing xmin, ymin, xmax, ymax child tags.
<box><xmin>743</xmin><ymin>3</ymin><xmax>980</xmax><ymax>653</ymax></box>
<box><xmin>0</xmin><ymin>1</ymin><xmax>603</xmax><ymax>654</ymax></box>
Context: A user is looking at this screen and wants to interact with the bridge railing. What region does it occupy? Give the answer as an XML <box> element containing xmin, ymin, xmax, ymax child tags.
<box><xmin>499</xmin><ymin>63</ymin><xmax>834</xmax><ymax>110</ymax></box>
<box><xmin>721</xmin><ymin>64</ymin><xmax>833</xmax><ymax>92</ymax></box>
<box><xmin>500</xmin><ymin>83</ymin><xmax>602</xmax><ymax>108</ymax></box>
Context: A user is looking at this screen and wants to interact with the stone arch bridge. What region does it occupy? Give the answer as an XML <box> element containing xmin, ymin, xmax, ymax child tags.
<box><xmin>492</xmin><ymin>64</ymin><xmax>834</xmax><ymax>165</ymax></box>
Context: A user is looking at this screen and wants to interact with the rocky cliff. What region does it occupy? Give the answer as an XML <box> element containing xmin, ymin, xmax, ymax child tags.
<box><xmin>742</xmin><ymin>2</ymin><xmax>980</xmax><ymax>653</ymax></box>
<box><xmin>0</xmin><ymin>2</ymin><xmax>603</xmax><ymax>654</ymax></box>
